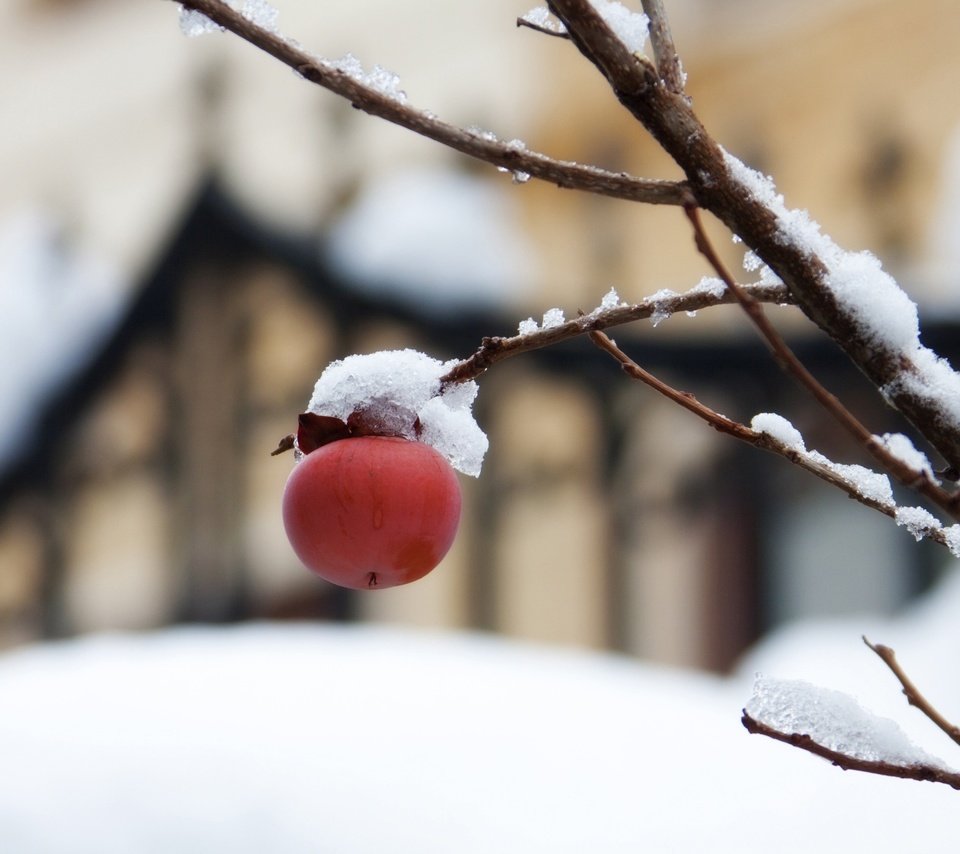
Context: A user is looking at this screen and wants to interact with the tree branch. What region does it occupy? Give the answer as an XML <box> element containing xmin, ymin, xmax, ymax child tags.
<box><xmin>174</xmin><ymin>0</ymin><xmax>687</xmax><ymax>206</ymax></box>
<box><xmin>864</xmin><ymin>637</ymin><xmax>960</xmax><ymax>749</ymax></box>
<box><xmin>586</xmin><ymin>328</ymin><xmax>960</xmax><ymax>555</ymax></box>
<box><xmin>546</xmin><ymin>0</ymin><xmax>960</xmax><ymax>475</ymax></box>
<box><xmin>640</xmin><ymin>0</ymin><xmax>685</xmax><ymax>94</ymax></box>
<box><xmin>741</xmin><ymin>711</ymin><xmax>960</xmax><ymax>790</ymax></box>
<box><xmin>682</xmin><ymin>203</ymin><xmax>960</xmax><ymax>522</ymax></box>
<box><xmin>439</xmin><ymin>280</ymin><xmax>789</xmax><ymax>385</ymax></box>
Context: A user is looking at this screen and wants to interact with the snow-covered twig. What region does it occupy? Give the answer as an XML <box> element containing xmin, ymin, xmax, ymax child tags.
<box><xmin>682</xmin><ymin>203</ymin><xmax>960</xmax><ymax>522</ymax></box>
<box><xmin>547</xmin><ymin>0</ymin><xmax>960</xmax><ymax>476</ymax></box>
<box><xmin>743</xmin><ymin>653</ymin><xmax>960</xmax><ymax>790</ymax></box>
<box><xmin>439</xmin><ymin>280</ymin><xmax>789</xmax><ymax>385</ymax></box>
<box><xmin>587</xmin><ymin>329</ymin><xmax>960</xmax><ymax>556</ymax></box>
<box><xmin>864</xmin><ymin>637</ymin><xmax>960</xmax><ymax>749</ymax></box>
<box><xmin>741</xmin><ymin>709</ymin><xmax>960</xmax><ymax>790</ymax></box>
<box><xmin>516</xmin><ymin>11</ymin><xmax>570</xmax><ymax>40</ymax></box>
<box><xmin>174</xmin><ymin>0</ymin><xmax>686</xmax><ymax>207</ymax></box>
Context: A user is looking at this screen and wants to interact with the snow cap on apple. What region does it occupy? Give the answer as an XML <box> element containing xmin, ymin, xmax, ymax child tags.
<box><xmin>304</xmin><ymin>348</ymin><xmax>487</xmax><ymax>477</ymax></box>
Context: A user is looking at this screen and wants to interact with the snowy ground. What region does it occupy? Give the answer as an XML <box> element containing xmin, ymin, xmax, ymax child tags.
<box><xmin>2</xmin><ymin>572</ymin><xmax>960</xmax><ymax>853</ymax></box>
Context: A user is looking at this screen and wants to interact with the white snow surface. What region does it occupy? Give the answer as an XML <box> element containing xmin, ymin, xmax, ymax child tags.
<box><xmin>4</xmin><ymin>568</ymin><xmax>960</xmax><ymax>852</ymax></box>
<box><xmin>305</xmin><ymin>349</ymin><xmax>487</xmax><ymax>477</ymax></box>
<box><xmin>326</xmin><ymin>168</ymin><xmax>535</xmax><ymax>314</ymax></box>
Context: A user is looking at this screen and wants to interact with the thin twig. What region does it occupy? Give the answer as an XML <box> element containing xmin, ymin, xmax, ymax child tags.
<box><xmin>585</xmin><ymin>329</ymin><xmax>959</xmax><ymax>554</ymax></box>
<box><xmin>175</xmin><ymin>0</ymin><xmax>686</xmax><ymax>207</ymax></box>
<box><xmin>741</xmin><ymin>711</ymin><xmax>960</xmax><ymax>790</ymax></box>
<box><xmin>682</xmin><ymin>203</ymin><xmax>960</xmax><ymax>522</ymax></box>
<box><xmin>640</xmin><ymin>0</ymin><xmax>685</xmax><ymax>94</ymax></box>
<box><xmin>516</xmin><ymin>15</ymin><xmax>570</xmax><ymax>40</ymax></box>
<box><xmin>440</xmin><ymin>281</ymin><xmax>790</xmax><ymax>385</ymax></box>
<box><xmin>864</xmin><ymin>637</ymin><xmax>960</xmax><ymax>749</ymax></box>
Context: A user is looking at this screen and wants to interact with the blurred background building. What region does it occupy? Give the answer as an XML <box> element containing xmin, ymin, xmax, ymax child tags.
<box><xmin>1</xmin><ymin>0</ymin><xmax>959</xmax><ymax>670</ymax></box>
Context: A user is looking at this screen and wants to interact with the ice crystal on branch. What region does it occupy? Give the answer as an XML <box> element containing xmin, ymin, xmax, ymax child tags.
<box><xmin>326</xmin><ymin>54</ymin><xmax>407</xmax><ymax>103</ymax></box>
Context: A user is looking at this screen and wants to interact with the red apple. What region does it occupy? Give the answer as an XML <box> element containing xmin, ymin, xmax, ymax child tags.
<box><xmin>282</xmin><ymin>436</ymin><xmax>462</xmax><ymax>589</ymax></box>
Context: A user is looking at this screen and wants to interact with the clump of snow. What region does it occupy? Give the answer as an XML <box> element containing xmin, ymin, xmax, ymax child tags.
<box><xmin>179</xmin><ymin>7</ymin><xmax>222</xmax><ymax>37</ymax></box>
<box><xmin>943</xmin><ymin>524</ymin><xmax>960</xmax><ymax>558</ymax></box>
<box><xmin>741</xmin><ymin>248</ymin><xmax>783</xmax><ymax>287</ymax></box>
<box><xmin>541</xmin><ymin>307</ymin><xmax>566</xmax><ymax>329</ymax></box>
<box><xmin>742</xmin><ymin>249</ymin><xmax>763</xmax><ymax>273</ymax></box>
<box><xmin>521</xmin><ymin>2</ymin><xmax>648</xmax><ymax>51</ymax></box>
<box><xmin>517</xmin><ymin>317</ymin><xmax>539</xmax><ymax>336</ymax></box>
<box><xmin>691</xmin><ymin>275</ymin><xmax>727</xmax><ymax>299</ymax></box>
<box><xmin>751</xmin><ymin>413</ymin><xmax>806</xmax><ymax>452</ymax></box>
<box><xmin>723</xmin><ymin>150</ymin><xmax>921</xmax><ymax>354</ymax></box>
<box><xmin>895</xmin><ymin>506</ymin><xmax>942</xmax><ymax>542</ymax></box>
<box><xmin>178</xmin><ymin>0</ymin><xmax>278</xmax><ymax>37</ymax></box>
<box><xmin>876</xmin><ymin>433</ymin><xmax>934</xmax><ymax>479</ymax></box>
<box><xmin>804</xmin><ymin>450</ymin><xmax>895</xmax><ymax>508</ymax></box>
<box><xmin>519</xmin><ymin>6</ymin><xmax>566</xmax><ymax>33</ymax></box>
<box><xmin>326</xmin><ymin>53</ymin><xmax>406</xmax><ymax>103</ymax></box>
<box><xmin>305</xmin><ymin>350</ymin><xmax>487</xmax><ymax>476</ymax></box>
<box><xmin>594</xmin><ymin>1</ymin><xmax>650</xmax><ymax>52</ymax></box>
<box><xmin>748</xmin><ymin>412</ymin><xmax>901</xmax><ymax>508</ymax></box>
<box><xmin>596</xmin><ymin>287</ymin><xmax>626</xmax><ymax>312</ymax></box>
<box><xmin>647</xmin><ymin>287</ymin><xmax>679</xmax><ymax>327</ymax></box>
<box><xmin>326</xmin><ymin>168</ymin><xmax>535</xmax><ymax>314</ymax></box>
<box><xmin>240</xmin><ymin>0</ymin><xmax>279</xmax><ymax>30</ymax></box>
<box><xmin>885</xmin><ymin>348</ymin><xmax>960</xmax><ymax>440</ymax></box>
<box><xmin>725</xmin><ymin>145</ymin><xmax>960</xmax><ymax>469</ymax></box>
<box><xmin>746</xmin><ymin>675</ymin><xmax>951</xmax><ymax>769</ymax></box>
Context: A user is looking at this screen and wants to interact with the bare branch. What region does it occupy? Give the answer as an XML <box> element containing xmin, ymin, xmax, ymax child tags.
<box><xmin>682</xmin><ymin>203</ymin><xmax>960</xmax><ymax>523</ymax></box>
<box><xmin>586</xmin><ymin>329</ymin><xmax>960</xmax><ymax>555</ymax></box>
<box><xmin>174</xmin><ymin>0</ymin><xmax>687</xmax><ymax>206</ymax></box>
<box><xmin>864</xmin><ymin>637</ymin><xmax>960</xmax><ymax>749</ymax></box>
<box><xmin>440</xmin><ymin>280</ymin><xmax>789</xmax><ymax>385</ymax></box>
<box><xmin>741</xmin><ymin>711</ymin><xmax>960</xmax><ymax>790</ymax></box>
<box><xmin>640</xmin><ymin>0</ymin><xmax>685</xmax><ymax>93</ymax></box>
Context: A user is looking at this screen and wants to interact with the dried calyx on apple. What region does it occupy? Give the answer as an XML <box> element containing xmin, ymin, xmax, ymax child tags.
<box><xmin>276</xmin><ymin>350</ymin><xmax>487</xmax><ymax>590</ymax></box>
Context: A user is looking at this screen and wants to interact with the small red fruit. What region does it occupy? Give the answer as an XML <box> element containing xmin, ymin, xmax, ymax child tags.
<box><xmin>282</xmin><ymin>436</ymin><xmax>462</xmax><ymax>589</ymax></box>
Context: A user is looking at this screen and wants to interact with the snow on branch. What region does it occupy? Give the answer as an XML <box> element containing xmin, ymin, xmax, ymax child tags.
<box><xmin>546</xmin><ymin>0</ymin><xmax>960</xmax><ymax>475</ymax></box>
<box><xmin>586</xmin><ymin>330</ymin><xmax>960</xmax><ymax>558</ymax></box>
<box><xmin>743</xmin><ymin>639</ymin><xmax>960</xmax><ymax>790</ymax></box>
<box><xmin>742</xmin><ymin>676</ymin><xmax>960</xmax><ymax>790</ymax></box>
<box><xmin>439</xmin><ymin>280</ymin><xmax>789</xmax><ymax>385</ymax></box>
<box><xmin>681</xmin><ymin>203</ymin><xmax>960</xmax><ymax>525</ymax></box>
<box><xmin>173</xmin><ymin>0</ymin><xmax>688</xmax><ymax>207</ymax></box>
